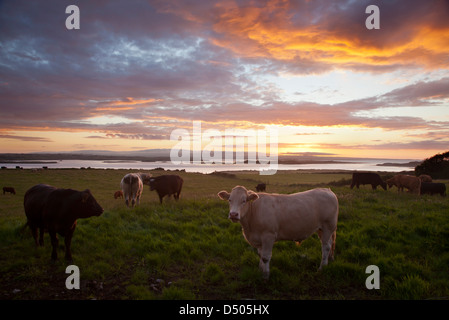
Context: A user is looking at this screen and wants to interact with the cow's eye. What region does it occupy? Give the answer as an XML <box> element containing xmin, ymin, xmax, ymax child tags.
<box><xmin>242</xmin><ymin>199</ymin><xmax>246</xmax><ymax>204</ymax></box>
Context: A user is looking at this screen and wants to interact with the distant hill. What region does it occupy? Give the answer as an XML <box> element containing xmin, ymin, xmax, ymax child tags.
<box><xmin>0</xmin><ymin>149</ymin><xmax>172</xmax><ymax>162</ymax></box>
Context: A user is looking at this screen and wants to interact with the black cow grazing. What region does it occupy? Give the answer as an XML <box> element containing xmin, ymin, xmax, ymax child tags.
<box><xmin>350</xmin><ymin>172</ymin><xmax>386</xmax><ymax>190</ymax></box>
<box><xmin>24</xmin><ymin>184</ymin><xmax>104</xmax><ymax>261</ymax></box>
<box><xmin>3</xmin><ymin>187</ymin><xmax>16</xmax><ymax>195</ymax></box>
<box><xmin>255</xmin><ymin>183</ymin><xmax>266</xmax><ymax>192</ymax></box>
<box><xmin>149</xmin><ymin>175</ymin><xmax>183</xmax><ymax>204</ymax></box>
<box><xmin>420</xmin><ymin>182</ymin><xmax>446</xmax><ymax>196</ymax></box>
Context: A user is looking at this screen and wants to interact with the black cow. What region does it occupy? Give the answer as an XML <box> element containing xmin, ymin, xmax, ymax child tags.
<box><xmin>3</xmin><ymin>187</ymin><xmax>16</xmax><ymax>195</ymax></box>
<box><xmin>350</xmin><ymin>172</ymin><xmax>386</xmax><ymax>190</ymax></box>
<box><xmin>149</xmin><ymin>175</ymin><xmax>183</xmax><ymax>204</ymax></box>
<box><xmin>255</xmin><ymin>183</ymin><xmax>266</xmax><ymax>192</ymax></box>
<box><xmin>24</xmin><ymin>184</ymin><xmax>103</xmax><ymax>261</ymax></box>
<box><xmin>420</xmin><ymin>182</ymin><xmax>446</xmax><ymax>196</ymax></box>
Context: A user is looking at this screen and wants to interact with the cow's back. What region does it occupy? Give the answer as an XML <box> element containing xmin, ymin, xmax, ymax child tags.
<box><xmin>121</xmin><ymin>173</ymin><xmax>143</xmax><ymax>192</ymax></box>
<box><xmin>154</xmin><ymin>175</ymin><xmax>183</xmax><ymax>192</ymax></box>
<box><xmin>252</xmin><ymin>188</ymin><xmax>338</xmax><ymax>241</ymax></box>
<box><xmin>43</xmin><ymin>188</ymin><xmax>78</xmax><ymax>219</ymax></box>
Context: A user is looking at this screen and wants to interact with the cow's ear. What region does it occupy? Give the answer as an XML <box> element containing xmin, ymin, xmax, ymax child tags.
<box><xmin>247</xmin><ymin>191</ymin><xmax>259</xmax><ymax>202</ymax></box>
<box><xmin>81</xmin><ymin>191</ymin><xmax>90</xmax><ymax>203</ymax></box>
<box><xmin>217</xmin><ymin>191</ymin><xmax>230</xmax><ymax>200</ymax></box>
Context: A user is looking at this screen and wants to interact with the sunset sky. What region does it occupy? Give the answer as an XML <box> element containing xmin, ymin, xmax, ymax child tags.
<box><xmin>1</xmin><ymin>0</ymin><xmax>448</xmax><ymax>160</ymax></box>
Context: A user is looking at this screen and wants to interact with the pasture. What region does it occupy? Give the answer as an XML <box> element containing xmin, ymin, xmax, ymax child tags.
<box><xmin>1</xmin><ymin>168</ymin><xmax>448</xmax><ymax>300</ymax></box>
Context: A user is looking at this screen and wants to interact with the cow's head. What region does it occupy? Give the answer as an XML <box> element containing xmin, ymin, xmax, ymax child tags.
<box><xmin>218</xmin><ymin>186</ymin><xmax>259</xmax><ymax>222</ymax></box>
<box><xmin>149</xmin><ymin>178</ymin><xmax>156</xmax><ymax>190</ymax></box>
<box><xmin>386</xmin><ymin>178</ymin><xmax>395</xmax><ymax>189</ymax></box>
<box><xmin>79</xmin><ymin>189</ymin><xmax>104</xmax><ymax>217</ymax></box>
<box><xmin>140</xmin><ymin>173</ymin><xmax>152</xmax><ymax>186</ymax></box>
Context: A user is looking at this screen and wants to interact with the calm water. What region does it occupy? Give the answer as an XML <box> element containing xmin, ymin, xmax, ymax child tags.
<box><xmin>0</xmin><ymin>159</ymin><xmax>417</xmax><ymax>174</ymax></box>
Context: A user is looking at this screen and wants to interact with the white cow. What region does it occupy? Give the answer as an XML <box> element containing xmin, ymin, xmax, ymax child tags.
<box><xmin>120</xmin><ymin>172</ymin><xmax>151</xmax><ymax>207</ymax></box>
<box><xmin>218</xmin><ymin>186</ymin><xmax>339</xmax><ymax>279</ymax></box>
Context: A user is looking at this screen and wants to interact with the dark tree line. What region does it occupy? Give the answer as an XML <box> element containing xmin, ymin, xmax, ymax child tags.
<box><xmin>415</xmin><ymin>151</ymin><xmax>449</xmax><ymax>179</ymax></box>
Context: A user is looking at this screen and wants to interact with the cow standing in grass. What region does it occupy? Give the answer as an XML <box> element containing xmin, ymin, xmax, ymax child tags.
<box><xmin>387</xmin><ymin>174</ymin><xmax>421</xmax><ymax>195</ymax></box>
<box><xmin>3</xmin><ymin>187</ymin><xmax>16</xmax><ymax>195</ymax></box>
<box><xmin>350</xmin><ymin>172</ymin><xmax>386</xmax><ymax>190</ymax></box>
<box><xmin>24</xmin><ymin>184</ymin><xmax>103</xmax><ymax>261</ymax></box>
<box><xmin>120</xmin><ymin>173</ymin><xmax>151</xmax><ymax>207</ymax></box>
<box><xmin>218</xmin><ymin>186</ymin><xmax>339</xmax><ymax>279</ymax></box>
<box><xmin>421</xmin><ymin>182</ymin><xmax>446</xmax><ymax>196</ymax></box>
<box><xmin>149</xmin><ymin>175</ymin><xmax>183</xmax><ymax>204</ymax></box>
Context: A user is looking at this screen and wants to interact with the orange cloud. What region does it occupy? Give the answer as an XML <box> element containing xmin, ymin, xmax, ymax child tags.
<box><xmin>94</xmin><ymin>97</ymin><xmax>163</xmax><ymax>111</ymax></box>
<box><xmin>210</xmin><ymin>0</ymin><xmax>449</xmax><ymax>72</ymax></box>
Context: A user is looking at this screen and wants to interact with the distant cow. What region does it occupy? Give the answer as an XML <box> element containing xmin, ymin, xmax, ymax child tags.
<box><xmin>255</xmin><ymin>183</ymin><xmax>266</xmax><ymax>192</ymax></box>
<box><xmin>149</xmin><ymin>175</ymin><xmax>183</xmax><ymax>204</ymax></box>
<box><xmin>114</xmin><ymin>190</ymin><xmax>124</xmax><ymax>199</ymax></box>
<box><xmin>3</xmin><ymin>187</ymin><xmax>16</xmax><ymax>195</ymax></box>
<box><xmin>418</xmin><ymin>174</ymin><xmax>432</xmax><ymax>183</ymax></box>
<box><xmin>218</xmin><ymin>186</ymin><xmax>338</xmax><ymax>279</ymax></box>
<box><xmin>120</xmin><ymin>172</ymin><xmax>152</xmax><ymax>207</ymax></box>
<box><xmin>24</xmin><ymin>184</ymin><xmax>103</xmax><ymax>261</ymax></box>
<box><xmin>386</xmin><ymin>174</ymin><xmax>421</xmax><ymax>195</ymax></box>
<box><xmin>420</xmin><ymin>182</ymin><xmax>446</xmax><ymax>196</ymax></box>
<box><xmin>350</xmin><ymin>172</ymin><xmax>386</xmax><ymax>190</ymax></box>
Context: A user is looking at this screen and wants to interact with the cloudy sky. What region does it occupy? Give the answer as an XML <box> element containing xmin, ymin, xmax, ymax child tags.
<box><xmin>1</xmin><ymin>0</ymin><xmax>448</xmax><ymax>159</ymax></box>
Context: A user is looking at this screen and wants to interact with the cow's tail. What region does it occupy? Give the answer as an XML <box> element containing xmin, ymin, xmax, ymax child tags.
<box><xmin>17</xmin><ymin>221</ymin><xmax>29</xmax><ymax>236</ymax></box>
<box><xmin>178</xmin><ymin>177</ymin><xmax>184</xmax><ymax>198</ymax></box>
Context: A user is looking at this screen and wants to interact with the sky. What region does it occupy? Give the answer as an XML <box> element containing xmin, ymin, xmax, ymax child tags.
<box><xmin>0</xmin><ymin>0</ymin><xmax>448</xmax><ymax>160</ymax></box>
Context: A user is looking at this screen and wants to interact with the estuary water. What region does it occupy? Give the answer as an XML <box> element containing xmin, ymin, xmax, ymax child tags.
<box><xmin>0</xmin><ymin>158</ymin><xmax>417</xmax><ymax>174</ymax></box>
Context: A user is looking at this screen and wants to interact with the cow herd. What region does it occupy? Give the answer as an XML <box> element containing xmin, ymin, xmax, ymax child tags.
<box><xmin>119</xmin><ymin>173</ymin><xmax>184</xmax><ymax>206</ymax></box>
<box><xmin>19</xmin><ymin>173</ymin><xmax>184</xmax><ymax>263</ymax></box>
<box><xmin>6</xmin><ymin>169</ymin><xmax>446</xmax><ymax>280</ymax></box>
<box><xmin>350</xmin><ymin>172</ymin><xmax>446</xmax><ymax>196</ymax></box>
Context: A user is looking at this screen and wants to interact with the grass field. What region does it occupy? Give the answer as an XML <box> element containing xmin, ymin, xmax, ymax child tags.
<box><xmin>1</xmin><ymin>168</ymin><xmax>448</xmax><ymax>300</ymax></box>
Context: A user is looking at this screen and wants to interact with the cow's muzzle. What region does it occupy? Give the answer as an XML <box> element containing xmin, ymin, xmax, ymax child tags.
<box><xmin>228</xmin><ymin>212</ymin><xmax>239</xmax><ymax>222</ymax></box>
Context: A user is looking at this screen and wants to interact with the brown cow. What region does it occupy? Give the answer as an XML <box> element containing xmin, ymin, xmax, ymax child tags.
<box><xmin>3</xmin><ymin>187</ymin><xmax>16</xmax><ymax>195</ymax></box>
<box><xmin>24</xmin><ymin>184</ymin><xmax>104</xmax><ymax>261</ymax></box>
<box><xmin>218</xmin><ymin>186</ymin><xmax>339</xmax><ymax>279</ymax></box>
<box><xmin>149</xmin><ymin>175</ymin><xmax>183</xmax><ymax>204</ymax></box>
<box><xmin>386</xmin><ymin>174</ymin><xmax>421</xmax><ymax>195</ymax></box>
<box><xmin>114</xmin><ymin>190</ymin><xmax>124</xmax><ymax>199</ymax></box>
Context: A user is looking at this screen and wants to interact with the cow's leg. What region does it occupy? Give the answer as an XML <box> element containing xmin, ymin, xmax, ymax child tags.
<box><xmin>49</xmin><ymin>230</ymin><xmax>58</xmax><ymax>261</ymax></box>
<box><xmin>136</xmin><ymin>194</ymin><xmax>140</xmax><ymax>206</ymax></box>
<box><xmin>258</xmin><ymin>236</ymin><xmax>275</xmax><ymax>280</ymax></box>
<box><xmin>30</xmin><ymin>225</ymin><xmax>39</xmax><ymax>246</ymax></box>
<box><xmin>317</xmin><ymin>229</ymin><xmax>334</xmax><ymax>271</ymax></box>
<box><xmin>64</xmin><ymin>228</ymin><xmax>75</xmax><ymax>262</ymax></box>
<box><xmin>38</xmin><ymin>227</ymin><xmax>44</xmax><ymax>246</ymax></box>
<box><xmin>131</xmin><ymin>193</ymin><xmax>136</xmax><ymax>207</ymax></box>
<box><xmin>125</xmin><ymin>194</ymin><xmax>130</xmax><ymax>207</ymax></box>
<box><xmin>328</xmin><ymin>231</ymin><xmax>336</xmax><ymax>262</ymax></box>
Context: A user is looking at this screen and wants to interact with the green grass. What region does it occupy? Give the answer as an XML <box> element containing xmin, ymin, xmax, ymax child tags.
<box><xmin>1</xmin><ymin>168</ymin><xmax>448</xmax><ymax>300</ymax></box>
